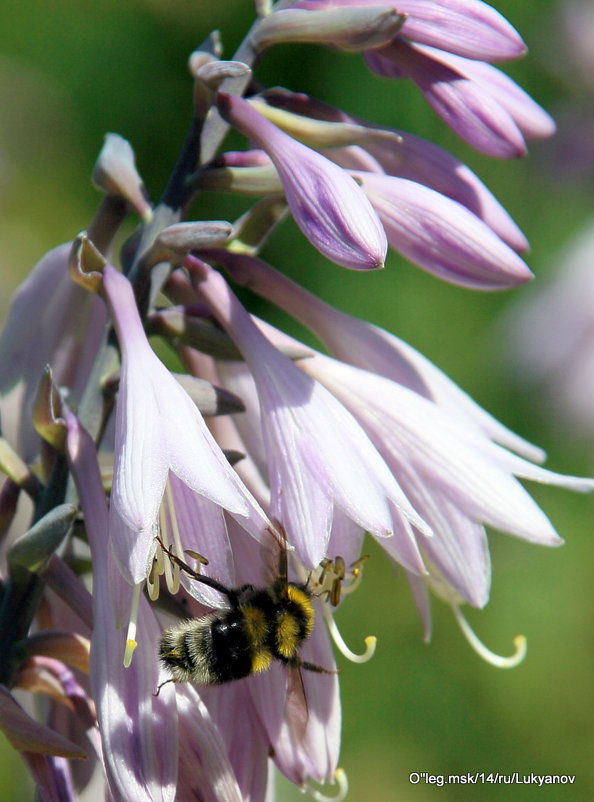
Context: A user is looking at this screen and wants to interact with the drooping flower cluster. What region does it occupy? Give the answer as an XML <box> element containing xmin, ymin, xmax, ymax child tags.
<box><xmin>0</xmin><ymin>3</ymin><xmax>591</xmax><ymax>802</ymax></box>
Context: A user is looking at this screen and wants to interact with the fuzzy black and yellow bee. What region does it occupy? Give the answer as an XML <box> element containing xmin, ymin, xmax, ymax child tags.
<box><xmin>156</xmin><ymin>533</ymin><xmax>335</xmax><ymax>688</ymax></box>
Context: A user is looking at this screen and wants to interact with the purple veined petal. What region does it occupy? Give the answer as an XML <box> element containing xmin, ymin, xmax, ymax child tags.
<box><xmin>291</xmin><ymin>0</ymin><xmax>526</xmax><ymax>61</ymax></box>
<box><xmin>198</xmin><ymin>681</ymin><xmax>270</xmax><ymax>802</ymax></box>
<box><xmin>258</xmin><ymin>86</ymin><xmax>528</xmax><ymax>250</ymax></box>
<box><xmin>214</xmin><ymin>251</ymin><xmax>544</xmax><ymax>461</ymax></box>
<box><xmin>396</xmin><ymin>0</ymin><xmax>526</xmax><ymax>61</ymax></box>
<box><xmin>175</xmin><ymin>684</ymin><xmax>245</xmax><ymax>802</ymax></box>
<box><xmin>299</xmin><ymin>354</ymin><xmax>588</xmax><ymax>548</ymax></box>
<box><xmin>217</xmin><ymin>92</ymin><xmax>387</xmax><ymax>270</ymax></box>
<box><xmin>366</xmin><ymin>39</ymin><xmax>527</xmax><ymax>157</ymax></box>
<box><xmin>384</xmin><ymin>458</ymin><xmax>492</xmax><ymax>608</ymax></box>
<box><xmin>190</xmin><ymin>259</ymin><xmax>429</xmax><ymax>571</ymax></box>
<box><xmin>440</xmin><ymin>51</ymin><xmax>556</xmax><ymax>140</ymax></box>
<box><xmin>64</xmin><ymin>411</ymin><xmax>179</xmax><ymax>802</ymax></box>
<box><xmin>330</xmin><ymin>140</ymin><xmax>528</xmax><ymax>252</ymax></box>
<box><xmin>102</xmin><ymin>265</ymin><xmax>271</xmax><ymax>585</ymax></box>
<box><xmin>163</xmin><ymin>475</ymin><xmax>236</xmax><ymax>607</ymax></box>
<box><xmin>0</xmin><ymin>242</ymin><xmax>107</xmax><ymax>462</ymax></box>
<box><xmin>248</xmin><ymin>625</ymin><xmax>340</xmax><ymax>787</ymax></box>
<box><xmin>358</xmin><ymin>170</ymin><xmax>533</xmax><ymax>289</ymax></box>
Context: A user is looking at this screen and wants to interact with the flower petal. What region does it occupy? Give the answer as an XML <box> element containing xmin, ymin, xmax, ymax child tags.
<box><xmin>217</xmin><ymin>92</ymin><xmax>387</xmax><ymax>269</ymax></box>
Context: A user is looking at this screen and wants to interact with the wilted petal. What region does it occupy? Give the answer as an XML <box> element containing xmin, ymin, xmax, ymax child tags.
<box><xmin>217</xmin><ymin>92</ymin><xmax>387</xmax><ymax>270</ymax></box>
<box><xmin>0</xmin><ymin>686</ymin><xmax>85</xmax><ymax>758</ymax></box>
<box><xmin>359</xmin><ymin>171</ymin><xmax>533</xmax><ymax>288</ymax></box>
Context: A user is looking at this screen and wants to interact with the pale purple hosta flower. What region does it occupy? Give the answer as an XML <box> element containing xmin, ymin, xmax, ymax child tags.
<box><xmin>258</xmin><ymin>87</ymin><xmax>528</xmax><ymax>251</ymax></box>
<box><xmin>288</xmin><ymin>0</ymin><xmax>551</xmax><ymax>156</ymax></box>
<box><xmin>505</xmin><ymin>221</ymin><xmax>594</xmax><ymax>439</ymax></box>
<box><xmin>365</xmin><ymin>40</ymin><xmax>554</xmax><ymax>157</ymax></box>
<box><xmin>207</xmin><ymin>253</ymin><xmax>593</xmax><ymax>609</ymax></box>
<box><xmin>297</xmin><ymin>352</ymin><xmax>594</xmax><ymax>609</ymax></box>
<box><xmin>216</xmin><ymin>92</ymin><xmax>387</xmax><ymax>270</ymax></box>
<box><xmin>356</xmin><ymin>169</ymin><xmax>532</xmax><ymax>288</ymax></box>
<box><xmin>64</xmin><ymin>408</ymin><xmax>179</xmax><ymax>802</ymax></box>
<box><xmin>101</xmin><ymin>264</ymin><xmax>269</xmax><ymax>590</ymax></box>
<box><xmin>0</xmin><ymin>242</ymin><xmax>107</xmax><ymax>461</ymax></box>
<box><xmin>214</xmin><ymin>252</ymin><xmax>543</xmax><ymax>461</ymax></box>
<box><xmin>188</xmin><ymin>256</ymin><xmax>430</xmax><ymax>571</ymax></box>
<box><xmin>289</xmin><ymin>0</ymin><xmax>526</xmax><ymax>61</ymax></box>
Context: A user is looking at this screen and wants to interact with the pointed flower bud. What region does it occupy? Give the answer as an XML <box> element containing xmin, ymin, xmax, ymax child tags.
<box><xmin>358</xmin><ymin>170</ymin><xmax>533</xmax><ymax>288</ymax></box>
<box><xmin>0</xmin><ymin>686</ymin><xmax>86</xmax><ymax>758</ymax></box>
<box><xmin>217</xmin><ymin>92</ymin><xmax>387</xmax><ymax>269</ymax></box>
<box><xmin>251</xmin><ymin>5</ymin><xmax>406</xmax><ymax>52</ymax></box>
<box><xmin>291</xmin><ymin>0</ymin><xmax>526</xmax><ymax>61</ymax></box>
<box><xmin>365</xmin><ymin>39</ymin><xmax>528</xmax><ymax>157</ymax></box>
<box><xmin>93</xmin><ymin>133</ymin><xmax>152</xmax><ymax>222</ymax></box>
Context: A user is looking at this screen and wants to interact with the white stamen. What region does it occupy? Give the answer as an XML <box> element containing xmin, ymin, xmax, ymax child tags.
<box><xmin>323</xmin><ymin>605</ymin><xmax>377</xmax><ymax>664</ymax></box>
<box><xmin>452</xmin><ymin>604</ymin><xmax>527</xmax><ymax>669</ymax></box>
<box><xmin>124</xmin><ymin>583</ymin><xmax>143</xmax><ymax>667</ymax></box>
<box><xmin>305</xmin><ymin>769</ymin><xmax>348</xmax><ymax>802</ymax></box>
<box><xmin>162</xmin><ymin>480</ymin><xmax>182</xmax><ymax>593</ymax></box>
<box><xmin>338</xmin><ymin>569</ymin><xmax>364</xmax><ymax>597</ymax></box>
<box><xmin>146</xmin><ymin>560</ymin><xmax>161</xmax><ymax>601</ymax></box>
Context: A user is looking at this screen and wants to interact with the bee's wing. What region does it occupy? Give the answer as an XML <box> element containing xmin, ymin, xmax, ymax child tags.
<box><xmin>259</xmin><ymin>518</ymin><xmax>290</xmax><ymax>594</ymax></box>
<box><xmin>284</xmin><ymin>665</ymin><xmax>309</xmax><ymax>745</ymax></box>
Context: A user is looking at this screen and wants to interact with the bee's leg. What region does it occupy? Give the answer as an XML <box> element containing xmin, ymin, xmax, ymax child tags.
<box><xmin>156</xmin><ymin>536</ymin><xmax>204</xmax><ymax>580</ymax></box>
<box><xmin>288</xmin><ymin>656</ymin><xmax>341</xmax><ymax>675</ymax></box>
<box><xmin>153</xmin><ymin>677</ymin><xmax>177</xmax><ymax>697</ymax></box>
<box><xmin>155</xmin><ymin>535</ymin><xmax>239</xmax><ymax>603</ymax></box>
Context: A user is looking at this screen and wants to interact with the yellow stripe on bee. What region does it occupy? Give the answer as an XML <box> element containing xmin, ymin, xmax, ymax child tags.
<box><xmin>251</xmin><ymin>648</ymin><xmax>273</xmax><ymax>674</ymax></box>
<box><xmin>243</xmin><ymin>605</ymin><xmax>269</xmax><ymax>647</ymax></box>
<box><xmin>287</xmin><ymin>585</ymin><xmax>314</xmax><ymax>637</ymax></box>
<box><xmin>276</xmin><ymin>612</ymin><xmax>300</xmax><ymax>658</ymax></box>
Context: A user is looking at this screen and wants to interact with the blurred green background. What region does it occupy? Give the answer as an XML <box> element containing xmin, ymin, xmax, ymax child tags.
<box><xmin>1</xmin><ymin>1</ymin><xmax>592</xmax><ymax>800</ymax></box>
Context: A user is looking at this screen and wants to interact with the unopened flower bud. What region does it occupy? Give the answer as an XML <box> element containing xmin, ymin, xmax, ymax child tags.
<box><xmin>217</xmin><ymin>92</ymin><xmax>387</xmax><ymax>269</ymax></box>
<box><xmin>251</xmin><ymin>6</ymin><xmax>405</xmax><ymax>52</ymax></box>
<box><xmin>93</xmin><ymin>133</ymin><xmax>152</xmax><ymax>222</ymax></box>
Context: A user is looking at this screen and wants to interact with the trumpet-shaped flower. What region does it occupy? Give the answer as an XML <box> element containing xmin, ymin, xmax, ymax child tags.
<box><xmin>214</xmin><ymin>252</ymin><xmax>543</xmax><ymax>461</ymax></box>
<box><xmin>217</xmin><ymin>92</ymin><xmax>387</xmax><ymax>270</ymax></box>
<box><xmin>298</xmin><ymin>352</ymin><xmax>593</xmax><ymax>607</ymax></box>
<box><xmin>188</xmin><ymin>256</ymin><xmax>430</xmax><ymax>570</ymax></box>
<box><xmin>0</xmin><ymin>242</ymin><xmax>106</xmax><ymax>461</ymax></box>
<box><xmin>101</xmin><ymin>264</ymin><xmax>270</xmax><ymax>587</ymax></box>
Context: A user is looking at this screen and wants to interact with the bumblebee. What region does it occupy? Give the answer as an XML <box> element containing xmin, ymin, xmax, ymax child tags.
<box><xmin>157</xmin><ymin>535</ymin><xmax>331</xmax><ymax>686</ymax></box>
